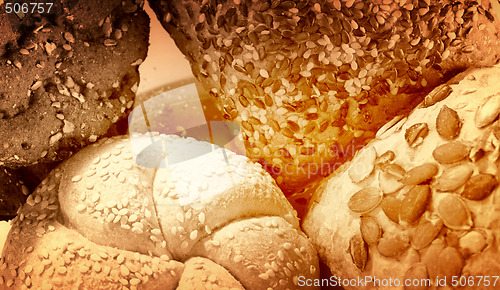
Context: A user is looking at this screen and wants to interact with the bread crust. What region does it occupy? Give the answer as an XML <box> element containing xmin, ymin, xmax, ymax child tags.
<box><xmin>304</xmin><ymin>65</ymin><xmax>500</xmax><ymax>289</ymax></box>
<box><xmin>0</xmin><ymin>0</ymin><xmax>149</xmax><ymax>167</ymax></box>
<box><xmin>148</xmin><ymin>0</ymin><xmax>500</xmax><ymax>194</ymax></box>
<box><xmin>1</xmin><ymin>134</ymin><xmax>319</xmax><ymax>289</ymax></box>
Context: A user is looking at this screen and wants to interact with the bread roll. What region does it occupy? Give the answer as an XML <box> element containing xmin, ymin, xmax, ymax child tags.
<box><xmin>304</xmin><ymin>65</ymin><xmax>500</xmax><ymax>289</ymax></box>
<box><xmin>0</xmin><ymin>134</ymin><xmax>319</xmax><ymax>289</ymax></box>
<box><xmin>148</xmin><ymin>0</ymin><xmax>500</xmax><ymax>194</ymax></box>
<box><xmin>0</xmin><ymin>0</ymin><xmax>149</xmax><ymax>167</ymax></box>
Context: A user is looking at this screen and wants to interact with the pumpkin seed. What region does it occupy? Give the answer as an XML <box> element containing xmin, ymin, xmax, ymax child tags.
<box><xmin>437</xmin><ymin>247</ymin><xmax>465</xmax><ymax>283</ymax></box>
<box><xmin>360</xmin><ymin>216</ymin><xmax>382</xmax><ymax>246</ymax></box>
<box><xmin>380</xmin><ymin>163</ymin><xmax>406</xmax><ymax>180</ymax></box>
<box><xmin>432</xmin><ymin>141</ymin><xmax>469</xmax><ymax>164</ymax></box>
<box><xmin>349</xmin><ymin>233</ymin><xmax>368</xmax><ymax>271</ymax></box>
<box><xmin>422</xmin><ymin>239</ymin><xmax>445</xmax><ymax>281</ymax></box>
<box><xmin>475</xmin><ymin>94</ymin><xmax>500</xmax><ymax>128</ymax></box>
<box><xmin>434</xmin><ymin>163</ymin><xmax>474</xmax><ymax>192</ymax></box>
<box><xmin>423</xmin><ymin>84</ymin><xmax>453</xmax><ymax>108</ymax></box>
<box><xmin>436</xmin><ymin>105</ymin><xmax>462</xmax><ymax>140</ymax></box>
<box><xmin>458</xmin><ymin>230</ymin><xmax>487</xmax><ymax>257</ymax></box>
<box><xmin>436</xmin><ymin>194</ymin><xmax>472</xmax><ymax>230</ymax></box>
<box><xmin>377</xmin><ymin>236</ymin><xmax>409</xmax><ymax>258</ymax></box>
<box><xmin>348</xmin><ymin>147</ymin><xmax>377</xmax><ymax>183</ymax></box>
<box><xmin>401</xmin><ymin>163</ymin><xmax>439</xmax><ymax>185</ymax></box>
<box><xmin>400</xmin><ymin>185</ymin><xmax>432</xmax><ymax>224</ymax></box>
<box><xmin>376</xmin><ymin>150</ymin><xmax>395</xmax><ymax>165</ymax></box>
<box><xmin>381</xmin><ymin>196</ymin><xmax>402</xmax><ymax>223</ymax></box>
<box><xmin>378</xmin><ymin>171</ymin><xmax>404</xmax><ymax>194</ymax></box>
<box><xmin>405</xmin><ymin>123</ymin><xmax>429</xmax><ymax>148</ymax></box>
<box><xmin>462</xmin><ymin>173</ymin><xmax>498</xmax><ymax>200</ymax></box>
<box><xmin>348</xmin><ymin>187</ymin><xmax>383</xmax><ymax>214</ymax></box>
<box><xmin>412</xmin><ymin>214</ymin><xmax>443</xmax><ymax>250</ymax></box>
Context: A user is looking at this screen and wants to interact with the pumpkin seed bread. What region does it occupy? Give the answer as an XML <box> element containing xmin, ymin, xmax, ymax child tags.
<box><xmin>0</xmin><ymin>0</ymin><xmax>149</xmax><ymax>167</ymax></box>
<box><xmin>304</xmin><ymin>65</ymin><xmax>500</xmax><ymax>289</ymax></box>
<box><xmin>148</xmin><ymin>0</ymin><xmax>500</xmax><ymax>195</ymax></box>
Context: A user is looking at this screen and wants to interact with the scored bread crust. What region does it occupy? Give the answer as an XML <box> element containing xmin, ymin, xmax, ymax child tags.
<box><xmin>149</xmin><ymin>0</ymin><xmax>500</xmax><ymax>194</ymax></box>
<box><xmin>303</xmin><ymin>65</ymin><xmax>500</xmax><ymax>289</ymax></box>
<box><xmin>0</xmin><ymin>134</ymin><xmax>319</xmax><ymax>289</ymax></box>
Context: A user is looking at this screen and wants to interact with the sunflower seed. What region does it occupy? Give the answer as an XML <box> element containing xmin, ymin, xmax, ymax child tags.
<box><xmin>412</xmin><ymin>213</ymin><xmax>443</xmax><ymax>250</ymax></box>
<box><xmin>377</xmin><ymin>236</ymin><xmax>409</xmax><ymax>258</ymax></box>
<box><xmin>360</xmin><ymin>216</ymin><xmax>382</xmax><ymax>246</ymax></box>
<box><xmin>434</xmin><ymin>163</ymin><xmax>474</xmax><ymax>192</ymax></box>
<box><xmin>437</xmin><ymin>247</ymin><xmax>464</xmax><ymax>283</ymax></box>
<box><xmin>462</xmin><ymin>173</ymin><xmax>498</xmax><ymax>200</ymax></box>
<box><xmin>432</xmin><ymin>142</ymin><xmax>469</xmax><ymax>164</ymax></box>
<box><xmin>348</xmin><ymin>147</ymin><xmax>377</xmax><ymax>182</ymax></box>
<box><xmin>474</xmin><ymin>94</ymin><xmax>500</xmax><ymax>128</ymax></box>
<box><xmin>423</xmin><ymin>84</ymin><xmax>453</xmax><ymax>107</ymax></box>
<box><xmin>436</xmin><ymin>105</ymin><xmax>462</xmax><ymax>140</ymax></box>
<box><xmin>381</xmin><ymin>196</ymin><xmax>402</xmax><ymax>223</ymax></box>
<box><xmin>348</xmin><ymin>187</ymin><xmax>383</xmax><ymax>214</ymax></box>
<box><xmin>405</xmin><ymin>123</ymin><xmax>429</xmax><ymax>148</ymax></box>
<box><xmin>401</xmin><ymin>163</ymin><xmax>439</xmax><ymax>185</ymax></box>
<box><xmin>436</xmin><ymin>194</ymin><xmax>472</xmax><ymax>230</ymax></box>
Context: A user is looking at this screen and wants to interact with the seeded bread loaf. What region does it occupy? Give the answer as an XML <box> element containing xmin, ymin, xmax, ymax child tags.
<box><xmin>148</xmin><ymin>0</ymin><xmax>500</xmax><ymax>195</ymax></box>
<box><xmin>0</xmin><ymin>0</ymin><xmax>149</xmax><ymax>167</ymax></box>
<box><xmin>0</xmin><ymin>134</ymin><xmax>319</xmax><ymax>289</ymax></box>
<box><xmin>303</xmin><ymin>65</ymin><xmax>500</xmax><ymax>289</ymax></box>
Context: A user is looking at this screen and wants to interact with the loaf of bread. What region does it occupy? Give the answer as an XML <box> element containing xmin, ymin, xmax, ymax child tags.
<box><xmin>148</xmin><ymin>0</ymin><xmax>500</xmax><ymax>194</ymax></box>
<box><xmin>304</xmin><ymin>65</ymin><xmax>500</xmax><ymax>289</ymax></box>
<box><xmin>0</xmin><ymin>0</ymin><xmax>149</xmax><ymax>167</ymax></box>
<box><xmin>0</xmin><ymin>134</ymin><xmax>319</xmax><ymax>289</ymax></box>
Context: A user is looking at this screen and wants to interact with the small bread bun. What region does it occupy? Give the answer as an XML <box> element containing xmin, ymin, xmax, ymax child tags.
<box><xmin>304</xmin><ymin>65</ymin><xmax>500</xmax><ymax>289</ymax></box>
<box><xmin>1</xmin><ymin>134</ymin><xmax>319</xmax><ymax>289</ymax></box>
<box><xmin>149</xmin><ymin>0</ymin><xmax>500</xmax><ymax>194</ymax></box>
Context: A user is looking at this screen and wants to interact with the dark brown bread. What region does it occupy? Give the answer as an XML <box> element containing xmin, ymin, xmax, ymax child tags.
<box><xmin>0</xmin><ymin>167</ymin><xmax>28</xmax><ymax>219</ymax></box>
<box><xmin>0</xmin><ymin>0</ymin><xmax>149</xmax><ymax>167</ymax></box>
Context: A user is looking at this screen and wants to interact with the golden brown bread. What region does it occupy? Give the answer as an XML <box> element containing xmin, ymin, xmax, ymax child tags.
<box><xmin>304</xmin><ymin>65</ymin><xmax>500</xmax><ymax>289</ymax></box>
<box><xmin>0</xmin><ymin>134</ymin><xmax>319</xmax><ymax>289</ymax></box>
<box><xmin>148</xmin><ymin>0</ymin><xmax>500</xmax><ymax>195</ymax></box>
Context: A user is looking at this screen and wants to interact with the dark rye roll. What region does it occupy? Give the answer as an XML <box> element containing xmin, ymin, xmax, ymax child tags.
<box><xmin>0</xmin><ymin>0</ymin><xmax>149</xmax><ymax>167</ymax></box>
<box><xmin>148</xmin><ymin>0</ymin><xmax>500</xmax><ymax>195</ymax></box>
<box><xmin>303</xmin><ymin>65</ymin><xmax>500</xmax><ymax>289</ymax></box>
<box><xmin>0</xmin><ymin>167</ymin><xmax>29</xmax><ymax>220</ymax></box>
<box><xmin>0</xmin><ymin>134</ymin><xmax>319</xmax><ymax>289</ymax></box>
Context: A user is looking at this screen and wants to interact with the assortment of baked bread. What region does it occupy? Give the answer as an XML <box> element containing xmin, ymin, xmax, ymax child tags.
<box><xmin>1</xmin><ymin>0</ymin><xmax>499</xmax><ymax>289</ymax></box>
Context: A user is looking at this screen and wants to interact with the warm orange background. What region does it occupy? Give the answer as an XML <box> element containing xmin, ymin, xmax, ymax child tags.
<box><xmin>137</xmin><ymin>2</ymin><xmax>194</xmax><ymax>96</ymax></box>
